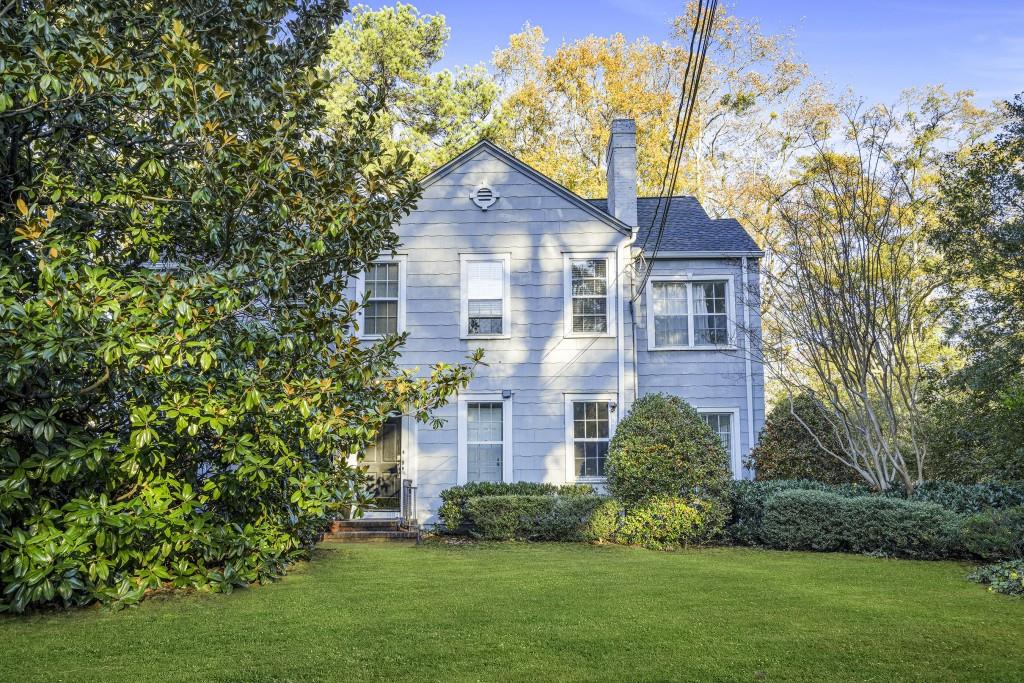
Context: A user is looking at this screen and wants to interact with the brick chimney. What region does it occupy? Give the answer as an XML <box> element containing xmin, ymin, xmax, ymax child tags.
<box><xmin>605</xmin><ymin>118</ymin><xmax>638</xmax><ymax>229</ymax></box>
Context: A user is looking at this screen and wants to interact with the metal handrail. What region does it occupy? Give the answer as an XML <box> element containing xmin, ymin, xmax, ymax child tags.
<box><xmin>400</xmin><ymin>478</ymin><xmax>417</xmax><ymax>528</ymax></box>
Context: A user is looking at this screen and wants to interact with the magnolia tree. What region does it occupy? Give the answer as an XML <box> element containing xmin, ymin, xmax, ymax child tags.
<box><xmin>761</xmin><ymin>90</ymin><xmax>992</xmax><ymax>493</ymax></box>
<box><xmin>0</xmin><ymin>0</ymin><xmax>476</xmax><ymax>612</ymax></box>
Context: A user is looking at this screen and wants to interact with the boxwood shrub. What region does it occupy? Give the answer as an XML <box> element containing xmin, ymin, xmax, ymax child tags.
<box><xmin>606</xmin><ymin>394</ymin><xmax>732</xmax><ymax>512</ymax></box>
<box><xmin>438</xmin><ymin>482</ymin><xmax>594</xmax><ymax>532</ymax></box>
<box><xmin>908</xmin><ymin>481</ymin><xmax>1024</xmax><ymax>514</ymax></box>
<box><xmin>461</xmin><ymin>494</ymin><xmax>606</xmax><ymax>541</ymax></box>
<box><xmin>960</xmin><ymin>507</ymin><xmax>1024</xmax><ymax>561</ymax></box>
<box><xmin>761</xmin><ymin>490</ymin><xmax>961</xmax><ymax>559</ymax></box>
<box><xmin>727</xmin><ymin>479</ymin><xmax>873</xmax><ymax>545</ymax></box>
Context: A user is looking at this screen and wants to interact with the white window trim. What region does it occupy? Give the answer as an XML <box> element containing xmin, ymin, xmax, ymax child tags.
<box><xmin>457</xmin><ymin>393</ymin><xmax>513</xmax><ymax>485</ymax></box>
<box><xmin>563</xmin><ymin>252</ymin><xmax>617</xmax><ymax>338</ymax></box>
<box><xmin>645</xmin><ymin>274</ymin><xmax>736</xmax><ymax>351</ymax></box>
<box><xmin>459</xmin><ymin>253</ymin><xmax>512</xmax><ymax>340</ymax></box>
<box><xmin>564</xmin><ymin>392</ymin><xmax>618</xmax><ymax>483</ymax></box>
<box><xmin>697</xmin><ymin>406</ymin><xmax>742</xmax><ymax>479</ymax></box>
<box><xmin>355</xmin><ymin>255</ymin><xmax>407</xmax><ymax>340</ymax></box>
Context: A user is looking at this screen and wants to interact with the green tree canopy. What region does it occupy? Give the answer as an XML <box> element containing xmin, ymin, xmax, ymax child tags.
<box><xmin>323</xmin><ymin>3</ymin><xmax>501</xmax><ymax>177</ymax></box>
<box><xmin>927</xmin><ymin>93</ymin><xmax>1024</xmax><ymax>482</ymax></box>
<box><xmin>0</xmin><ymin>0</ymin><xmax>475</xmax><ymax>612</ymax></box>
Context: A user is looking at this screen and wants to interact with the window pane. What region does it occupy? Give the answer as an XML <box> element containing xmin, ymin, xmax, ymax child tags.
<box><xmin>570</xmin><ymin>258</ymin><xmax>609</xmax><ymax>333</ymax></box>
<box><xmin>468</xmin><ymin>444</ymin><xmax>503</xmax><ymax>482</ymax></box>
<box><xmin>366</xmin><ymin>263</ymin><xmax>399</xmax><ymax>299</ymax></box>
<box><xmin>695</xmin><ymin>314</ymin><xmax>729</xmax><ymax>345</ymax></box>
<box><xmin>693</xmin><ymin>281</ymin><xmax>728</xmax><ymax>345</ymax></box>
<box><xmin>467</xmin><ymin>402</ymin><xmax>502</xmax><ymax>442</ymax></box>
<box><xmin>701</xmin><ymin>413</ymin><xmax>732</xmax><ymax>454</ymax></box>
<box><xmin>365</xmin><ymin>301</ymin><xmax>398</xmax><ymax>335</ymax></box>
<box><xmin>653</xmin><ymin>282</ymin><xmax>688</xmax><ymax>347</ymax></box>
<box><xmin>468</xmin><ymin>299</ymin><xmax>502</xmax><ymax>335</ymax></box>
<box><xmin>467</xmin><ymin>261</ymin><xmax>504</xmax><ymax>299</ymax></box>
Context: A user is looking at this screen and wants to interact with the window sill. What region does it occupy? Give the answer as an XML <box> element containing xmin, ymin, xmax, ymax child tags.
<box><xmin>648</xmin><ymin>345</ymin><xmax>737</xmax><ymax>352</ymax></box>
<box><xmin>575</xmin><ymin>477</ymin><xmax>607</xmax><ymax>484</ymax></box>
<box><xmin>564</xmin><ymin>332</ymin><xmax>616</xmax><ymax>340</ymax></box>
<box><xmin>460</xmin><ymin>334</ymin><xmax>512</xmax><ymax>341</ymax></box>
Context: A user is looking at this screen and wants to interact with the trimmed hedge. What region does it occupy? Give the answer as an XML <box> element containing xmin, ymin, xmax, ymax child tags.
<box><xmin>761</xmin><ymin>490</ymin><xmax>961</xmax><ymax>559</ymax></box>
<box><xmin>438</xmin><ymin>482</ymin><xmax>594</xmax><ymax>531</ymax></box>
<box><xmin>727</xmin><ymin>479</ymin><xmax>873</xmax><ymax>545</ymax></box>
<box><xmin>908</xmin><ymin>481</ymin><xmax>1024</xmax><ymax>514</ymax></box>
<box><xmin>960</xmin><ymin>507</ymin><xmax>1024</xmax><ymax>561</ymax></box>
<box><xmin>461</xmin><ymin>495</ymin><xmax>607</xmax><ymax>541</ymax></box>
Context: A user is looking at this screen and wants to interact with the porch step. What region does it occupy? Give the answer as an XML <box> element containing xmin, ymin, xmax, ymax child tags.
<box><xmin>324</xmin><ymin>518</ymin><xmax>419</xmax><ymax>542</ymax></box>
<box><xmin>329</xmin><ymin>519</ymin><xmax>402</xmax><ymax>532</ymax></box>
<box><xmin>325</xmin><ymin>530</ymin><xmax>419</xmax><ymax>542</ymax></box>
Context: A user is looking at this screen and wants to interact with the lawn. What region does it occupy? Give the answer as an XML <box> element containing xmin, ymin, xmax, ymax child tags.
<box><xmin>2</xmin><ymin>542</ymin><xmax>1023</xmax><ymax>682</ymax></box>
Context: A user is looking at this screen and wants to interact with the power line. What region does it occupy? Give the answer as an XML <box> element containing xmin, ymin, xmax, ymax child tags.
<box><xmin>632</xmin><ymin>0</ymin><xmax>718</xmax><ymax>302</ymax></box>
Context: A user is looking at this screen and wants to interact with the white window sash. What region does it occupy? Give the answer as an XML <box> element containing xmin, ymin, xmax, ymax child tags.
<box><xmin>563</xmin><ymin>253</ymin><xmax>616</xmax><ymax>338</ymax></box>
<box><xmin>563</xmin><ymin>392</ymin><xmax>617</xmax><ymax>482</ymax></box>
<box><xmin>645</xmin><ymin>275</ymin><xmax>735</xmax><ymax>350</ymax></box>
<box><xmin>460</xmin><ymin>253</ymin><xmax>511</xmax><ymax>339</ymax></box>
<box><xmin>356</xmin><ymin>256</ymin><xmax>406</xmax><ymax>339</ymax></box>
<box><xmin>457</xmin><ymin>393</ymin><xmax>513</xmax><ymax>484</ymax></box>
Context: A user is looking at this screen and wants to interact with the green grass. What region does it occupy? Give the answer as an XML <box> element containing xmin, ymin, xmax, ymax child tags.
<box><xmin>2</xmin><ymin>543</ymin><xmax>1023</xmax><ymax>682</ymax></box>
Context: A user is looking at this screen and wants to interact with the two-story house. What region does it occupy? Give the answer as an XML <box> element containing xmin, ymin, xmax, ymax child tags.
<box><xmin>356</xmin><ymin>119</ymin><xmax>764</xmax><ymax>525</ymax></box>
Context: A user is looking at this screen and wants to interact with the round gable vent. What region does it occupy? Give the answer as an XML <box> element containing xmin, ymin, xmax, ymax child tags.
<box><xmin>470</xmin><ymin>185</ymin><xmax>500</xmax><ymax>211</ymax></box>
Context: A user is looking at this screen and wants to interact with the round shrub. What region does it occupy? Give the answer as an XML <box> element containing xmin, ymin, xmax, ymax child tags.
<box><xmin>961</xmin><ymin>507</ymin><xmax>1024</xmax><ymax>561</ymax></box>
<box><xmin>606</xmin><ymin>394</ymin><xmax>732</xmax><ymax>511</ymax></box>
<box><xmin>746</xmin><ymin>394</ymin><xmax>860</xmax><ymax>484</ymax></box>
<box><xmin>616</xmin><ymin>496</ymin><xmax>722</xmax><ymax>550</ymax></box>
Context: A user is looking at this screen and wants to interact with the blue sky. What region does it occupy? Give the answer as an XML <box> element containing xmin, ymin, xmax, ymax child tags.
<box><xmin>369</xmin><ymin>0</ymin><xmax>1023</xmax><ymax>106</ymax></box>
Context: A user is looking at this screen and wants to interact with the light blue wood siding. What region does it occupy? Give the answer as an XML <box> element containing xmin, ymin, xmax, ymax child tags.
<box><xmin>634</xmin><ymin>257</ymin><xmax>765</xmax><ymax>478</ymax></box>
<box><xmin>371</xmin><ymin>146</ymin><xmax>764</xmax><ymax>523</ymax></box>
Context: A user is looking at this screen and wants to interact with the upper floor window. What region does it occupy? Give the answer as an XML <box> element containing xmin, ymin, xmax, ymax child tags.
<box><xmin>564</xmin><ymin>254</ymin><xmax>615</xmax><ymax>337</ymax></box>
<box><xmin>646</xmin><ymin>277</ymin><xmax>732</xmax><ymax>349</ymax></box>
<box><xmin>460</xmin><ymin>254</ymin><xmax>511</xmax><ymax>339</ymax></box>
<box><xmin>357</xmin><ymin>257</ymin><xmax>405</xmax><ymax>338</ymax></box>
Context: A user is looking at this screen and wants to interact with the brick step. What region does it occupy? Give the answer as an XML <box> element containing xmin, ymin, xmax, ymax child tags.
<box><xmin>324</xmin><ymin>530</ymin><xmax>419</xmax><ymax>542</ymax></box>
<box><xmin>329</xmin><ymin>519</ymin><xmax>401</xmax><ymax>532</ymax></box>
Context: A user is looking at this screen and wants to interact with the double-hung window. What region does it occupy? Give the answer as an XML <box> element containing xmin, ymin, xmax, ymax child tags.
<box><xmin>358</xmin><ymin>257</ymin><xmax>405</xmax><ymax>338</ymax></box>
<box><xmin>646</xmin><ymin>277</ymin><xmax>732</xmax><ymax>349</ymax></box>
<box><xmin>460</xmin><ymin>254</ymin><xmax>511</xmax><ymax>338</ymax></box>
<box><xmin>565</xmin><ymin>395</ymin><xmax>616</xmax><ymax>481</ymax></box>
<box><xmin>564</xmin><ymin>254</ymin><xmax>615</xmax><ymax>336</ymax></box>
<box><xmin>699</xmin><ymin>409</ymin><xmax>740</xmax><ymax>478</ymax></box>
<box><xmin>458</xmin><ymin>395</ymin><xmax>511</xmax><ymax>484</ymax></box>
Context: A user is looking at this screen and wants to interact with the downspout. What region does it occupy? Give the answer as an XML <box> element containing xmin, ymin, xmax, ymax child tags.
<box><xmin>618</xmin><ymin>229</ymin><xmax>637</xmax><ymax>417</ymax></box>
<box><xmin>741</xmin><ymin>256</ymin><xmax>756</xmax><ymax>479</ymax></box>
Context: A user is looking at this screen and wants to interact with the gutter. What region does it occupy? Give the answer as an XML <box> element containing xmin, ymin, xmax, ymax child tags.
<box><xmin>618</xmin><ymin>229</ymin><xmax>638</xmax><ymax>417</ymax></box>
<box><xmin>644</xmin><ymin>250</ymin><xmax>765</xmax><ymax>259</ymax></box>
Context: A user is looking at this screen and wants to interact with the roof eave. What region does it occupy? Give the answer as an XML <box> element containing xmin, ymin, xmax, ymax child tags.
<box><xmin>640</xmin><ymin>249</ymin><xmax>765</xmax><ymax>258</ymax></box>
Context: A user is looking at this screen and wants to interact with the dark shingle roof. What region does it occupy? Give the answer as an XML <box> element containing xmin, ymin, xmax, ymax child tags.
<box><xmin>586</xmin><ymin>196</ymin><xmax>761</xmax><ymax>255</ymax></box>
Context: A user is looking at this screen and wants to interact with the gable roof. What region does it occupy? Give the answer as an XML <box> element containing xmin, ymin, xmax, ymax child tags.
<box><xmin>586</xmin><ymin>196</ymin><xmax>762</xmax><ymax>256</ymax></box>
<box><xmin>419</xmin><ymin>140</ymin><xmax>632</xmax><ymax>236</ymax></box>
